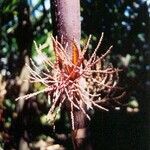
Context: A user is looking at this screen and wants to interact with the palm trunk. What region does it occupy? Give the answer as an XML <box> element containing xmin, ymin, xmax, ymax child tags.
<box><xmin>50</xmin><ymin>0</ymin><xmax>93</xmax><ymax>149</ymax></box>
<box><xmin>14</xmin><ymin>1</ymin><xmax>33</xmax><ymax>149</ymax></box>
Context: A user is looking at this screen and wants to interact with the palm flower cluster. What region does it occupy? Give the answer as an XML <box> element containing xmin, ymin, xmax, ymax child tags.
<box><xmin>16</xmin><ymin>33</ymin><xmax>124</xmax><ymax>129</ymax></box>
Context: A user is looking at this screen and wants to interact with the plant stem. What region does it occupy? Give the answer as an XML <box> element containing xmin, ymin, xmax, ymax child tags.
<box><xmin>50</xmin><ymin>0</ymin><xmax>93</xmax><ymax>149</ymax></box>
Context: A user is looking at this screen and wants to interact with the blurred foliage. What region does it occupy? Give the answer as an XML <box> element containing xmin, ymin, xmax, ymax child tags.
<box><xmin>81</xmin><ymin>0</ymin><xmax>149</xmax><ymax>108</ymax></box>
<box><xmin>0</xmin><ymin>0</ymin><xmax>149</xmax><ymax>149</ymax></box>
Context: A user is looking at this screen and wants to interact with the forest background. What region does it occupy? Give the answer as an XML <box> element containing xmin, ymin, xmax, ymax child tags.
<box><xmin>0</xmin><ymin>0</ymin><xmax>149</xmax><ymax>150</ymax></box>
